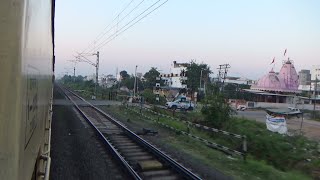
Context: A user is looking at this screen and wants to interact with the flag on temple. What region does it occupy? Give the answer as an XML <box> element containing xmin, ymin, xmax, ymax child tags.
<box><xmin>284</xmin><ymin>49</ymin><xmax>287</xmax><ymax>56</ymax></box>
<box><xmin>270</xmin><ymin>57</ymin><xmax>275</xmax><ymax>64</ymax></box>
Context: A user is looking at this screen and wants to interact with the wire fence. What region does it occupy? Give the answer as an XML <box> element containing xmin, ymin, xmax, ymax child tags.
<box><xmin>126</xmin><ymin>104</ymin><xmax>247</xmax><ymax>159</ymax></box>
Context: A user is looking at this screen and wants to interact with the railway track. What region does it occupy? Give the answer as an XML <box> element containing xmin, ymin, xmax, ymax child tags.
<box><xmin>59</xmin><ymin>85</ymin><xmax>201</xmax><ymax>180</ymax></box>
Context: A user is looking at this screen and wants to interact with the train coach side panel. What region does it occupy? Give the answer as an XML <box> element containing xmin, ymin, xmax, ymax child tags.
<box><xmin>21</xmin><ymin>0</ymin><xmax>54</xmax><ymax>179</ymax></box>
<box><xmin>0</xmin><ymin>1</ymin><xmax>24</xmax><ymax>179</ymax></box>
<box><xmin>0</xmin><ymin>0</ymin><xmax>54</xmax><ymax>180</ymax></box>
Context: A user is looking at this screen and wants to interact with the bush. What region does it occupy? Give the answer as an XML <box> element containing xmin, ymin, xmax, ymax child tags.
<box><xmin>226</xmin><ymin>117</ymin><xmax>319</xmax><ymax>173</ymax></box>
<box><xmin>141</xmin><ymin>89</ymin><xmax>166</xmax><ymax>105</ymax></box>
<box><xmin>201</xmin><ymin>92</ymin><xmax>235</xmax><ymax>128</ymax></box>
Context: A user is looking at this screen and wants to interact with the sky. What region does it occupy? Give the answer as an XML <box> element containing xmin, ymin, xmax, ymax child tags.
<box><xmin>55</xmin><ymin>0</ymin><xmax>320</xmax><ymax>80</ymax></box>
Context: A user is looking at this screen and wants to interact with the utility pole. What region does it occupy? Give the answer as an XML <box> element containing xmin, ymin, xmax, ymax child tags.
<box><xmin>314</xmin><ymin>77</ymin><xmax>318</xmax><ymax>119</ymax></box>
<box><xmin>75</xmin><ymin>51</ymin><xmax>99</xmax><ymax>99</ymax></box>
<box><xmin>67</xmin><ymin>59</ymin><xmax>77</xmax><ymax>82</ymax></box>
<box><xmin>94</xmin><ymin>51</ymin><xmax>99</xmax><ymax>99</ymax></box>
<box><xmin>200</xmin><ymin>70</ymin><xmax>203</xmax><ymax>92</ymax></box>
<box><xmin>217</xmin><ymin>64</ymin><xmax>231</xmax><ymax>92</ymax></box>
<box><xmin>73</xmin><ymin>67</ymin><xmax>75</xmax><ymax>81</ymax></box>
<box><xmin>134</xmin><ymin>65</ymin><xmax>138</xmax><ymax>97</ymax></box>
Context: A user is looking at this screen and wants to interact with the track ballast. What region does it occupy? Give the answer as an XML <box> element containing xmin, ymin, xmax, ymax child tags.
<box><xmin>60</xmin><ymin>85</ymin><xmax>201</xmax><ymax>180</ymax></box>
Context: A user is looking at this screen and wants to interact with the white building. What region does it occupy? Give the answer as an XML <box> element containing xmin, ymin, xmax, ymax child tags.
<box><xmin>311</xmin><ymin>65</ymin><xmax>320</xmax><ymax>81</ymax></box>
<box><xmin>160</xmin><ymin>61</ymin><xmax>189</xmax><ymax>89</ymax></box>
<box><xmin>224</xmin><ymin>76</ymin><xmax>254</xmax><ymax>85</ymax></box>
<box><xmin>100</xmin><ymin>74</ymin><xmax>117</xmax><ymax>88</ymax></box>
<box><xmin>85</xmin><ymin>74</ymin><xmax>96</xmax><ymax>82</ymax></box>
<box><xmin>298</xmin><ymin>69</ymin><xmax>311</xmax><ymax>85</ymax></box>
<box><xmin>298</xmin><ymin>65</ymin><xmax>320</xmax><ymax>99</ymax></box>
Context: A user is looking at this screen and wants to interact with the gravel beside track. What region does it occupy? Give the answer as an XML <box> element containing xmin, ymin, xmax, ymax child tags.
<box><xmin>50</xmin><ymin>86</ymin><xmax>125</xmax><ymax>180</ymax></box>
<box><xmin>59</xmin><ymin>85</ymin><xmax>203</xmax><ymax>179</ymax></box>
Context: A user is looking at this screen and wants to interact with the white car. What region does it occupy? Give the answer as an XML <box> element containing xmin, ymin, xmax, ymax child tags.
<box><xmin>288</xmin><ymin>107</ymin><xmax>301</xmax><ymax>113</ymax></box>
<box><xmin>237</xmin><ymin>105</ymin><xmax>247</xmax><ymax>111</ymax></box>
<box><xmin>165</xmin><ymin>99</ymin><xmax>195</xmax><ymax>110</ymax></box>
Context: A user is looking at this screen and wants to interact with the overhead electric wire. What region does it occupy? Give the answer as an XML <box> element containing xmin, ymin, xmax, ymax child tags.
<box><xmin>87</xmin><ymin>0</ymin><xmax>169</xmax><ymax>52</ymax></box>
<box><xmin>94</xmin><ymin>0</ymin><xmax>135</xmax><ymax>41</ymax></box>
<box><xmin>80</xmin><ymin>0</ymin><xmax>136</xmax><ymax>54</ymax></box>
<box><xmin>81</xmin><ymin>0</ymin><xmax>146</xmax><ymax>54</ymax></box>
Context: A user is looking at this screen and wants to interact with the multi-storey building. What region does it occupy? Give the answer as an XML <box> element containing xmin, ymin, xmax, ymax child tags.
<box><xmin>160</xmin><ymin>61</ymin><xmax>189</xmax><ymax>89</ymax></box>
<box><xmin>311</xmin><ymin>65</ymin><xmax>320</xmax><ymax>81</ymax></box>
<box><xmin>298</xmin><ymin>70</ymin><xmax>311</xmax><ymax>85</ymax></box>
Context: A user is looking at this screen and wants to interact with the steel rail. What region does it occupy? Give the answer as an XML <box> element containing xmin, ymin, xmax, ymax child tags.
<box><xmin>61</xmin><ymin>85</ymin><xmax>202</xmax><ymax>180</ymax></box>
<box><xmin>59</xmin><ymin>85</ymin><xmax>141</xmax><ymax>180</ymax></box>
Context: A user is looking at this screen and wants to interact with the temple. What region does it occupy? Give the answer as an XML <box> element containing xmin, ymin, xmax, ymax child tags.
<box><xmin>245</xmin><ymin>59</ymin><xmax>301</xmax><ymax>104</ymax></box>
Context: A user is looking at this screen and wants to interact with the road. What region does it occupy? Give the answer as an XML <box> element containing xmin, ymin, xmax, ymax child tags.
<box><xmin>235</xmin><ymin>110</ymin><xmax>320</xmax><ymax>141</ymax></box>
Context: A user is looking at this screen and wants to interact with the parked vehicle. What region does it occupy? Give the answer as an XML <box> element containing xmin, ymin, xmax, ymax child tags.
<box><xmin>165</xmin><ymin>98</ymin><xmax>195</xmax><ymax>110</ymax></box>
<box><xmin>237</xmin><ymin>105</ymin><xmax>247</xmax><ymax>111</ymax></box>
<box><xmin>288</xmin><ymin>107</ymin><xmax>301</xmax><ymax>113</ymax></box>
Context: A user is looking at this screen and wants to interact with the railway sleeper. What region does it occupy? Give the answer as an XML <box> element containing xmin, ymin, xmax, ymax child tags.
<box><xmin>142</xmin><ymin>170</ymin><xmax>178</xmax><ymax>179</ymax></box>
<box><xmin>109</xmin><ymin>134</ymin><xmax>128</xmax><ymax>138</ymax></box>
<box><xmin>102</xmin><ymin>132</ymin><xmax>124</xmax><ymax>136</ymax></box>
<box><xmin>110</xmin><ymin>138</ymin><xmax>135</xmax><ymax>144</ymax></box>
<box><xmin>137</xmin><ymin>160</ymin><xmax>164</xmax><ymax>171</ymax></box>
<box><xmin>100</xmin><ymin>129</ymin><xmax>123</xmax><ymax>134</ymax></box>
<box><xmin>116</xmin><ymin>144</ymin><xmax>140</xmax><ymax>149</ymax></box>
<box><xmin>120</xmin><ymin>148</ymin><xmax>145</xmax><ymax>153</ymax></box>
<box><xmin>146</xmin><ymin>175</ymin><xmax>180</xmax><ymax>180</ymax></box>
<box><xmin>126</xmin><ymin>155</ymin><xmax>154</xmax><ymax>161</ymax></box>
<box><xmin>123</xmin><ymin>151</ymin><xmax>150</xmax><ymax>157</ymax></box>
<box><xmin>113</xmin><ymin>142</ymin><xmax>136</xmax><ymax>146</ymax></box>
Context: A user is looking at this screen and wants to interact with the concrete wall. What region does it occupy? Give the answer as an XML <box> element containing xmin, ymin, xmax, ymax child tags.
<box><xmin>248</xmin><ymin>101</ymin><xmax>320</xmax><ymax>110</ymax></box>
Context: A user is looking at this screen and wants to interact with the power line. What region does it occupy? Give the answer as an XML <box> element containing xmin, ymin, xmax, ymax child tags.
<box><xmin>94</xmin><ymin>0</ymin><xmax>135</xmax><ymax>41</ymax></box>
<box><xmin>217</xmin><ymin>64</ymin><xmax>231</xmax><ymax>91</ymax></box>
<box><xmin>91</xmin><ymin>0</ymin><xmax>169</xmax><ymax>52</ymax></box>
<box><xmin>80</xmin><ymin>0</ymin><xmax>136</xmax><ymax>54</ymax></box>
<box><xmin>87</xmin><ymin>0</ymin><xmax>163</xmax><ymax>53</ymax></box>
<box><xmin>81</xmin><ymin>0</ymin><xmax>145</xmax><ymax>54</ymax></box>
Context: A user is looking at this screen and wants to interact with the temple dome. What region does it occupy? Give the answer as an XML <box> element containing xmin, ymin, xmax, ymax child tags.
<box><xmin>278</xmin><ymin>60</ymin><xmax>299</xmax><ymax>90</ymax></box>
<box><xmin>252</xmin><ymin>69</ymin><xmax>286</xmax><ymax>92</ymax></box>
<box><xmin>251</xmin><ymin>60</ymin><xmax>300</xmax><ymax>93</ymax></box>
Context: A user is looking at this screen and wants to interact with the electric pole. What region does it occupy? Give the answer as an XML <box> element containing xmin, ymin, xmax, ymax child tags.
<box><xmin>314</xmin><ymin>77</ymin><xmax>318</xmax><ymax>119</ymax></box>
<box><xmin>200</xmin><ymin>70</ymin><xmax>203</xmax><ymax>92</ymax></box>
<box><xmin>217</xmin><ymin>64</ymin><xmax>231</xmax><ymax>92</ymax></box>
<box><xmin>134</xmin><ymin>65</ymin><xmax>138</xmax><ymax>97</ymax></box>
<box><xmin>67</xmin><ymin>59</ymin><xmax>77</xmax><ymax>82</ymax></box>
<box><xmin>75</xmin><ymin>51</ymin><xmax>100</xmax><ymax>99</ymax></box>
<box><xmin>94</xmin><ymin>51</ymin><xmax>99</xmax><ymax>99</ymax></box>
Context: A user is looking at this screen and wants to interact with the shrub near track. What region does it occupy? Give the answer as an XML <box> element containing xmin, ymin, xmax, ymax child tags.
<box><xmin>165</xmin><ymin>108</ymin><xmax>319</xmax><ymax>177</ymax></box>
<box><xmin>101</xmin><ymin>105</ymin><xmax>312</xmax><ymax>179</ymax></box>
<box><xmin>225</xmin><ymin>118</ymin><xmax>320</xmax><ymax>175</ymax></box>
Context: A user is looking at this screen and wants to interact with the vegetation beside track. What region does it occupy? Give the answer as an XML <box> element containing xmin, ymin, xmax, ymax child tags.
<box><xmin>58</xmin><ymin>79</ymin><xmax>320</xmax><ymax>178</ymax></box>
<box><xmin>100</xmin><ymin>105</ymin><xmax>318</xmax><ymax>180</ymax></box>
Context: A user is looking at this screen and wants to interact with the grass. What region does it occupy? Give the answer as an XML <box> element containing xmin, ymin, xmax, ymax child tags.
<box><xmin>169</xmin><ymin>135</ymin><xmax>310</xmax><ymax>180</ymax></box>
<box><xmin>100</xmin><ymin>105</ymin><xmax>316</xmax><ymax>179</ymax></box>
<box><xmin>130</xmin><ymin>105</ymin><xmax>320</xmax><ymax>175</ymax></box>
<box><xmin>225</xmin><ymin>118</ymin><xmax>319</xmax><ymax>172</ymax></box>
<box><xmin>133</xmin><ymin>106</ymin><xmax>242</xmax><ymax>150</ymax></box>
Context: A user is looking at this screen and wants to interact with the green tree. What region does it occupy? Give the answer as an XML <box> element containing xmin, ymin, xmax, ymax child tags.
<box><xmin>143</xmin><ymin>67</ymin><xmax>162</xmax><ymax>89</ymax></box>
<box><xmin>201</xmin><ymin>84</ymin><xmax>234</xmax><ymax>128</ymax></box>
<box><xmin>120</xmin><ymin>75</ymin><xmax>143</xmax><ymax>91</ymax></box>
<box><xmin>121</xmin><ymin>76</ymin><xmax>134</xmax><ymax>89</ymax></box>
<box><xmin>120</xmin><ymin>70</ymin><xmax>129</xmax><ymax>79</ymax></box>
<box><xmin>141</xmin><ymin>89</ymin><xmax>156</xmax><ymax>104</ymax></box>
<box><xmin>186</xmin><ymin>60</ymin><xmax>211</xmax><ymax>94</ymax></box>
<box><xmin>141</xmin><ymin>89</ymin><xmax>166</xmax><ymax>105</ymax></box>
<box><xmin>224</xmin><ymin>83</ymin><xmax>251</xmax><ymax>100</ymax></box>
